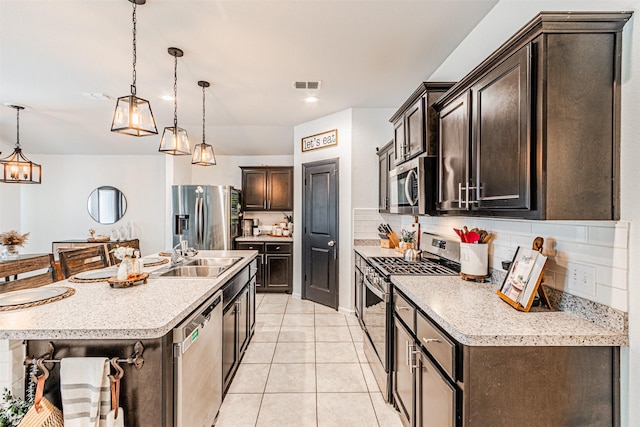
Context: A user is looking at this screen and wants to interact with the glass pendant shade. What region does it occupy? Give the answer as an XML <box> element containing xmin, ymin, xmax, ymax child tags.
<box><xmin>192</xmin><ymin>143</ymin><xmax>216</xmax><ymax>166</ymax></box>
<box><xmin>159</xmin><ymin>47</ymin><xmax>190</xmax><ymax>155</ymax></box>
<box><xmin>110</xmin><ymin>0</ymin><xmax>157</xmax><ymax>137</ymax></box>
<box><xmin>159</xmin><ymin>125</ymin><xmax>191</xmax><ymax>155</ymax></box>
<box><xmin>0</xmin><ymin>105</ymin><xmax>41</xmax><ymax>184</ymax></box>
<box><xmin>111</xmin><ymin>94</ymin><xmax>157</xmax><ymax>136</ymax></box>
<box><xmin>191</xmin><ymin>80</ymin><xmax>216</xmax><ymax>166</ymax></box>
<box><xmin>0</xmin><ymin>148</ymin><xmax>42</xmax><ymax>184</ymax></box>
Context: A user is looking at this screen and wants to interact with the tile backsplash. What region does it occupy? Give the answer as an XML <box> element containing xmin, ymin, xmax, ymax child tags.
<box><xmin>353</xmin><ymin>208</ymin><xmax>629</xmax><ymax>312</ymax></box>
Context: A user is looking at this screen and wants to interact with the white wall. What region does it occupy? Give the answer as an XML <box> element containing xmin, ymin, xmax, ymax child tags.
<box><xmin>428</xmin><ymin>1</ymin><xmax>640</xmax><ymax>425</ymax></box>
<box><xmin>293</xmin><ymin>109</ymin><xmax>352</xmax><ymax>308</ymax></box>
<box><xmin>293</xmin><ymin>108</ymin><xmax>395</xmax><ymax>313</ymax></box>
<box><xmin>12</xmin><ymin>154</ymin><xmax>167</xmax><ymax>255</ymax></box>
<box><xmin>351</xmin><ymin>108</ymin><xmax>396</xmax><ymax>209</ymax></box>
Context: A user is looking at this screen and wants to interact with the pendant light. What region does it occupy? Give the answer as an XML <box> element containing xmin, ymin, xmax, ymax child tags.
<box><xmin>0</xmin><ymin>105</ymin><xmax>42</xmax><ymax>184</ymax></box>
<box><xmin>191</xmin><ymin>81</ymin><xmax>216</xmax><ymax>166</ymax></box>
<box><xmin>159</xmin><ymin>47</ymin><xmax>191</xmax><ymax>155</ymax></box>
<box><xmin>111</xmin><ymin>0</ymin><xmax>157</xmax><ymax>136</ymax></box>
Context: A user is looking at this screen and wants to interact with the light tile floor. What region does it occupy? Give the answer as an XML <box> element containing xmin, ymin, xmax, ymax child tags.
<box><xmin>215</xmin><ymin>293</ymin><xmax>404</xmax><ymax>427</ymax></box>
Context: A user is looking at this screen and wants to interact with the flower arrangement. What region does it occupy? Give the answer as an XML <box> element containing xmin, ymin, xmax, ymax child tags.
<box><xmin>283</xmin><ymin>213</ymin><xmax>293</xmax><ymax>223</ymax></box>
<box><xmin>0</xmin><ymin>231</ymin><xmax>29</xmax><ymax>248</ymax></box>
<box><xmin>111</xmin><ymin>245</ymin><xmax>135</xmax><ymax>260</ymax></box>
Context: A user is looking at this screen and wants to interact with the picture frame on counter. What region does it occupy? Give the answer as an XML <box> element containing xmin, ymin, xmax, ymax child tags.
<box><xmin>301</xmin><ymin>129</ymin><xmax>338</xmax><ymax>152</ymax></box>
<box><xmin>497</xmin><ymin>246</ymin><xmax>549</xmax><ymax>312</ymax></box>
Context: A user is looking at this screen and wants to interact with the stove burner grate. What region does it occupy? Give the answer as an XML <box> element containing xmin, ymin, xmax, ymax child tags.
<box><xmin>369</xmin><ymin>256</ymin><xmax>459</xmax><ymax>277</ymax></box>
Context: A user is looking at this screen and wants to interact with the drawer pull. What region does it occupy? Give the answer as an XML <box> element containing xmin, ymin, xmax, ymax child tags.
<box><xmin>422</xmin><ymin>337</ymin><xmax>441</xmax><ymax>344</ymax></box>
<box><xmin>276</xmin><ymin>246</ymin><xmax>281</xmax><ymax>250</ymax></box>
<box><xmin>395</xmin><ymin>306</ymin><xmax>411</xmax><ymax>311</ymax></box>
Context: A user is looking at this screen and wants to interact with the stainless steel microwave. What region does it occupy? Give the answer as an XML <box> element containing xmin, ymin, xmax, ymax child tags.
<box><xmin>389</xmin><ymin>156</ymin><xmax>436</xmax><ymax>215</ymax></box>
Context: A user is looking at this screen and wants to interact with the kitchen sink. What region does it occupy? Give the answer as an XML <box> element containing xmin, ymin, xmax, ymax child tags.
<box><xmin>155</xmin><ymin>266</ymin><xmax>227</xmax><ymax>278</ymax></box>
<box><xmin>184</xmin><ymin>257</ymin><xmax>241</xmax><ymax>267</ymax></box>
<box><xmin>152</xmin><ymin>257</ymin><xmax>242</xmax><ymax>278</ymax></box>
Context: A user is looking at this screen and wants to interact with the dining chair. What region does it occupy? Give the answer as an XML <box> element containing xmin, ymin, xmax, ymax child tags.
<box><xmin>59</xmin><ymin>245</ymin><xmax>110</xmax><ymax>279</ymax></box>
<box><xmin>0</xmin><ymin>253</ymin><xmax>57</xmax><ymax>293</ymax></box>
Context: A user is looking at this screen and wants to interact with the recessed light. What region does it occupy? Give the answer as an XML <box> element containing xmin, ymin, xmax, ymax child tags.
<box><xmin>305</xmin><ymin>96</ymin><xmax>319</xmax><ymax>103</ymax></box>
<box><xmin>161</xmin><ymin>95</ymin><xmax>175</xmax><ymax>101</ymax></box>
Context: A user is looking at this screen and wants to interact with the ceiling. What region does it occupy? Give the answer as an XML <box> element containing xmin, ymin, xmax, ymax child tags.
<box><xmin>0</xmin><ymin>0</ymin><xmax>498</xmax><ymax>156</ymax></box>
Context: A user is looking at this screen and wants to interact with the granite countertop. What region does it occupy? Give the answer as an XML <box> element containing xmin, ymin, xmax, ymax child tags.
<box><xmin>353</xmin><ymin>246</ymin><xmax>627</xmax><ymax>347</ymax></box>
<box><xmin>0</xmin><ymin>250</ymin><xmax>258</xmax><ymax>340</ymax></box>
<box><xmin>236</xmin><ymin>236</ymin><xmax>293</xmax><ymax>243</ymax></box>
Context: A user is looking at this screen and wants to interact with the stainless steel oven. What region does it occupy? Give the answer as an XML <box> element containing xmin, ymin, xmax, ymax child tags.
<box><xmin>355</xmin><ymin>233</ymin><xmax>461</xmax><ymax>404</ymax></box>
<box><xmin>389</xmin><ymin>156</ymin><xmax>436</xmax><ymax>215</ymax></box>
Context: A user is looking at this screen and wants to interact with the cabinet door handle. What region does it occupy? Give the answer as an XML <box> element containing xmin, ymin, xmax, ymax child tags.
<box><xmin>458</xmin><ymin>182</ymin><xmax>462</xmax><ymax>208</ymax></box>
<box><xmin>406</xmin><ymin>340</ymin><xmax>411</xmax><ymax>366</ymax></box>
<box><xmin>395</xmin><ymin>305</ymin><xmax>410</xmax><ymax>311</ymax></box>
<box><xmin>422</xmin><ymin>337</ymin><xmax>441</xmax><ymax>344</ymax></box>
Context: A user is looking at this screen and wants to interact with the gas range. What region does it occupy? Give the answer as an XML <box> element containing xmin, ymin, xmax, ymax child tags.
<box><xmin>368</xmin><ymin>256</ymin><xmax>459</xmax><ymax>278</ymax></box>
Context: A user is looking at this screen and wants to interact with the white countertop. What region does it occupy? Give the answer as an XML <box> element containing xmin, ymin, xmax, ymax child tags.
<box><xmin>0</xmin><ymin>250</ymin><xmax>258</xmax><ymax>340</ymax></box>
<box><xmin>354</xmin><ymin>246</ymin><xmax>627</xmax><ymax>347</ymax></box>
<box><xmin>236</xmin><ymin>236</ymin><xmax>293</xmax><ymax>243</ymax></box>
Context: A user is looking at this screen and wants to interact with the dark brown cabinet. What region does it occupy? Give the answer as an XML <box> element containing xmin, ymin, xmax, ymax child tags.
<box><xmin>240</xmin><ymin>167</ymin><xmax>293</xmax><ymax>211</ymax></box>
<box><xmin>390</xmin><ymin>83</ymin><xmax>454</xmax><ymax>166</ymax></box>
<box><xmin>222</xmin><ymin>267</ymin><xmax>255</xmax><ymax>393</ymax></box>
<box><xmin>377</xmin><ymin>140</ymin><xmax>394</xmax><ymax>213</ymax></box>
<box><xmin>392</xmin><ymin>286</ymin><xmax>618</xmax><ymax>426</ymax></box>
<box><xmin>434</xmin><ymin>12</ymin><xmax>630</xmax><ymax>220</ymax></box>
<box><xmin>236</xmin><ymin>241</ymin><xmax>292</xmax><ymax>293</ymax></box>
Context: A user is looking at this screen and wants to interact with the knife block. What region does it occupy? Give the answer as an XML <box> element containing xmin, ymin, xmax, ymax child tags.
<box><xmin>380</xmin><ymin>239</ymin><xmax>394</xmax><ymax>248</ymax></box>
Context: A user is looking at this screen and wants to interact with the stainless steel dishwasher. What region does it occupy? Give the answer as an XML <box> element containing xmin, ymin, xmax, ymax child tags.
<box><xmin>173</xmin><ymin>290</ymin><xmax>223</xmax><ymax>427</ymax></box>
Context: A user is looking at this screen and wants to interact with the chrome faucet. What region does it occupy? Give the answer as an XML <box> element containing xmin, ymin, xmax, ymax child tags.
<box><xmin>171</xmin><ymin>242</ymin><xmax>185</xmax><ymax>266</ymax></box>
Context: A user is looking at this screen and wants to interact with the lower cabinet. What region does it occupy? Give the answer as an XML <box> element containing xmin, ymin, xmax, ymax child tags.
<box><xmin>222</xmin><ymin>261</ymin><xmax>257</xmax><ymax>393</ymax></box>
<box><xmin>392</xmin><ymin>287</ymin><xmax>619</xmax><ymax>426</ymax></box>
<box><xmin>236</xmin><ymin>241</ymin><xmax>292</xmax><ymax>293</ymax></box>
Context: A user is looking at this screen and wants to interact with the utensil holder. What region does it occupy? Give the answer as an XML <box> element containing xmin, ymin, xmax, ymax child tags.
<box><xmin>460</xmin><ymin>243</ymin><xmax>488</xmax><ymax>277</ymax></box>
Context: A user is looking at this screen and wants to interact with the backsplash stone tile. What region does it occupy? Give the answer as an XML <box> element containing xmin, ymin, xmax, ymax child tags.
<box><xmin>352</xmin><ymin>208</ymin><xmax>629</xmax><ymax>313</ymax></box>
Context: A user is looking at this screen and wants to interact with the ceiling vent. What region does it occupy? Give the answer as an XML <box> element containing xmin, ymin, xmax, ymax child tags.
<box><xmin>294</xmin><ymin>81</ymin><xmax>322</xmax><ymax>90</ymax></box>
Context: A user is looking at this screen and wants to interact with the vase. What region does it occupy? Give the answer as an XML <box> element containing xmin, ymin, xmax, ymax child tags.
<box><xmin>116</xmin><ymin>258</ymin><xmax>132</xmax><ymax>280</ymax></box>
<box><xmin>1</xmin><ymin>245</ymin><xmax>19</xmax><ymax>260</ymax></box>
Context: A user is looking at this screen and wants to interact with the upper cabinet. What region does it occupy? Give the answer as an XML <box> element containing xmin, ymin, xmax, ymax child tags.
<box><xmin>434</xmin><ymin>11</ymin><xmax>631</xmax><ymax>220</ymax></box>
<box><xmin>240</xmin><ymin>167</ymin><xmax>293</xmax><ymax>211</ymax></box>
<box><xmin>377</xmin><ymin>140</ymin><xmax>394</xmax><ymax>213</ymax></box>
<box><xmin>390</xmin><ymin>83</ymin><xmax>455</xmax><ymax>166</ymax></box>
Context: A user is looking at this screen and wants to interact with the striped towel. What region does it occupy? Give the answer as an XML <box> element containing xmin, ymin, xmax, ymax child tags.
<box><xmin>60</xmin><ymin>357</ymin><xmax>111</xmax><ymax>427</ymax></box>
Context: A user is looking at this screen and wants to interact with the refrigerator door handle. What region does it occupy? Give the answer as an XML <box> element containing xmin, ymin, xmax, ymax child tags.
<box><xmin>198</xmin><ymin>198</ymin><xmax>204</xmax><ymax>246</ymax></box>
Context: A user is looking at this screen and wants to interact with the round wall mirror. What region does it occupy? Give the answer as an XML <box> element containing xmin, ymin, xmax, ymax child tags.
<box><xmin>87</xmin><ymin>186</ymin><xmax>127</xmax><ymax>224</ymax></box>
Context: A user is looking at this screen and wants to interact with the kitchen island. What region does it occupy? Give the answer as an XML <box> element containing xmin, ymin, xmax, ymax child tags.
<box><xmin>354</xmin><ymin>245</ymin><xmax>627</xmax><ymax>426</ymax></box>
<box><xmin>0</xmin><ymin>250</ymin><xmax>258</xmax><ymax>426</ymax></box>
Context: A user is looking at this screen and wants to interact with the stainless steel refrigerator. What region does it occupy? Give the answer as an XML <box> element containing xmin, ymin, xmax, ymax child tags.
<box><xmin>171</xmin><ymin>185</ymin><xmax>241</xmax><ymax>250</ymax></box>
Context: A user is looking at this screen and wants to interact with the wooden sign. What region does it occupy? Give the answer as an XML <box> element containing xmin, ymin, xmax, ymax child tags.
<box><xmin>301</xmin><ymin>129</ymin><xmax>338</xmax><ymax>152</ymax></box>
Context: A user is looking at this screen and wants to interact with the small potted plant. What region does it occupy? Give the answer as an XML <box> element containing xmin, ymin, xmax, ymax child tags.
<box><xmin>0</xmin><ymin>388</ymin><xmax>29</xmax><ymax>427</ymax></box>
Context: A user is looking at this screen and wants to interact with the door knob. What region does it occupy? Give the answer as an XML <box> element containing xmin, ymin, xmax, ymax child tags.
<box><xmin>328</xmin><ymin>241</ymin><xmax>335</xmax><ymax>247</ymax></box>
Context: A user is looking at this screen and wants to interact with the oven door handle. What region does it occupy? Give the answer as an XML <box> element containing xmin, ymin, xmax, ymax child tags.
<box><xmin>363</xmin><ymin>277</ymin><xmax>388</xmax><ymax>302</ymax></box>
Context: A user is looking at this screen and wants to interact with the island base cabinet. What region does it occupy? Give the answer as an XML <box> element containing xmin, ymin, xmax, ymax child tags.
<box><xmin>27</xmin><ymin>337</ymin><xmax>173</xmax><ymax>426</ymax></box>
<box><xmin>416</xmin><ymin>350</ymin><xmax>456</xmax><ymax>427</ymax></box>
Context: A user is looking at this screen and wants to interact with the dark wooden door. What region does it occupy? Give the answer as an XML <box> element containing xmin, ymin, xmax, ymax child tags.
<box><xmin>265</xmin><ymin>254</ymin><xmax>291</xmax><ymax>291</ymax></box>
<box><xmin>405</xmin><ymin>97</ymin><xmax>425</xmax><ymax>160</ymax></box>
<box><xmin>393</xmin><ymin>317</ymin><xmax>414</xmax><ymax>427</ymax></box>
<box><xmin>268</xmin><ymin>168</ymin><xmax>293</xmax><ymax>211</ymax></box>
<box><xmin>472</xmin><ymin>45</ymin><xmax>531</xmax><ymax>210</ymax></box>
<box><xmin>378</xmin><ymin>141</ymin><xmax>393</xmax><ymax>213</ymax></box>
<box><xmin>302</xmin><ymin>158</ymin><xmax>339</xmax><ymax>310</ymax></box>
<box><xmin>241</xmin><ymin>169</ymin><xmax>267</xmax><ymax>210</ymax></box>
<box><xmin>416</xmin><ymin>350</ymin><xmax>456</xmax><ymax>427</ymax></box>
<box><xmin>438</xmin><ymin>91</ymin><xmax>470</xmax><ymax>211</ymax></box>
<box><xmin>393</xmin><ymin>119</ymin><xmax>405</xmax><ymax>166</ymax></box>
